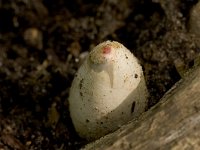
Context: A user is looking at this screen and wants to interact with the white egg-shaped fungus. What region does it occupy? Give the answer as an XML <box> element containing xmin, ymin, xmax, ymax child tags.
<box><xmin>69</xmin><ymin>41</ymin><xmax>148</xmax><ymax>141</ymax></box>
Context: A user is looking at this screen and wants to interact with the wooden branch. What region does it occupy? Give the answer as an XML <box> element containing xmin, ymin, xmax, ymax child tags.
<box><xmin>83</xmin><ymin>66</ymin><xmax>200</xmax><ymax>150</ymax></box>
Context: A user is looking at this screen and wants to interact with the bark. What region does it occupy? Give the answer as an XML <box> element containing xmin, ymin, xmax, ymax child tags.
<box><xmin>83</xmin><ymin>66</ymin><xmax>200</xmax><ymax>150</ymax></box>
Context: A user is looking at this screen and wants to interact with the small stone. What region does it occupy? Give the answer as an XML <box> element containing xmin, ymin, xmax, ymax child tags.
<box><xmin>23</xmin><ymin>27</ymin><xmax>43</xmax><ymax>50</ymax></box>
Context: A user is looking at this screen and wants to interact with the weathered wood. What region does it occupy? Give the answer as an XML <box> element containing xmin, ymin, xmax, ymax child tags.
<box><xmin>83</xmin><ymin>66</ymin><xmax>200</xmax><ymax>150</ymax></box>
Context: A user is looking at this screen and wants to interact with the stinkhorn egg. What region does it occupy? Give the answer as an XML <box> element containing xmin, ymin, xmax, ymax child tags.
<box><xmin>69</xmin><ymin>41</ymin><xmax>148</xmax><ymax>141</ymax></box>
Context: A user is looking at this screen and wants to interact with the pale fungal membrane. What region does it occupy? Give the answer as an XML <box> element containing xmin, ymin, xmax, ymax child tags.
<box><xmin>69</xmin><ymin>41</ymin><xmax>148</xmax><ymax>141</ymax></box>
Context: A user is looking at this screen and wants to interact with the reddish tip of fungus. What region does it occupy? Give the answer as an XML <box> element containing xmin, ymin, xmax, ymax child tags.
<box><xmin>102</xmin><ymin>46</ymin><xmax>111</xmax><ymax>54</ymax></box>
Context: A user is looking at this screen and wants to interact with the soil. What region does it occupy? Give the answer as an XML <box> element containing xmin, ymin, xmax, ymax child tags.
<box><xmin>0</xmin><ymin>0</ymin><xmax>200</xmax><ymax>149</ymax></box>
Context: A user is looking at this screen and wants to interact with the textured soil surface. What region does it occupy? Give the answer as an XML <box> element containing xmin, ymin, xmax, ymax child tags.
<box><xmin>0</xmin><ymin>0</ymin><xmax>200</xmax><ymax>149</ymax></box>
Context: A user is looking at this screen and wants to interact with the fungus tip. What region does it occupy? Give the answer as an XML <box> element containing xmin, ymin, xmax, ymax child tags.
<box><xmin>102</xmin><ymin>46</ymin><xmax>111</xmax><ymax>54</ymax></box>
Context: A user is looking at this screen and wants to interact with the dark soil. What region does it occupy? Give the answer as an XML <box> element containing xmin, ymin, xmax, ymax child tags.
<box><xmin>0</xmin><ymin>0</ymin><xmax>200</xmax><ymax>149</ymax></box>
